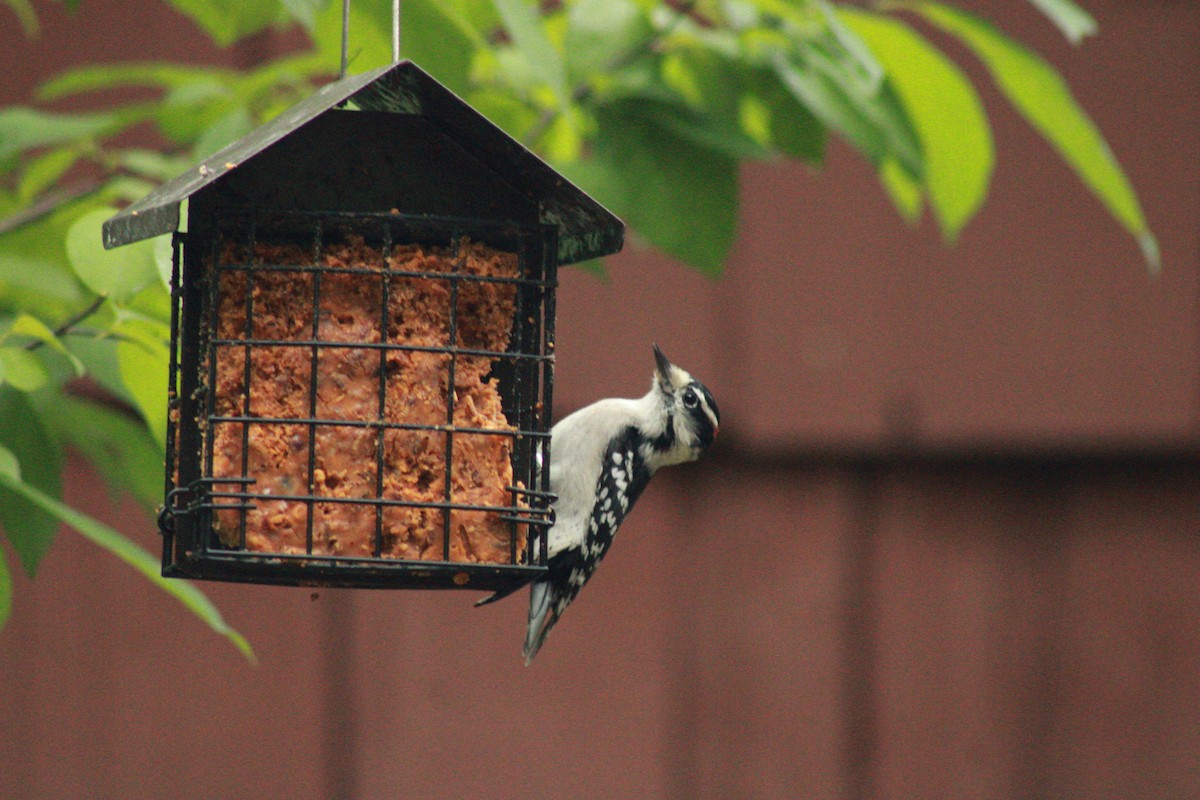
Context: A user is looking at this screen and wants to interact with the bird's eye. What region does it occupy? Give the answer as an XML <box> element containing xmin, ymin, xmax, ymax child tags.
<box><xmin>683</xmin><ymin>388</ymin><xmax>699</xmax><ymax>408</ymax></box>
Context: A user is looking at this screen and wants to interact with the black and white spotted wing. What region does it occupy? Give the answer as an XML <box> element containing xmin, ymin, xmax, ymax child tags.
<box><xmin>548</xmin><ymin>426</ymin><xmax>653</xmax><ymax>615</ymax></box>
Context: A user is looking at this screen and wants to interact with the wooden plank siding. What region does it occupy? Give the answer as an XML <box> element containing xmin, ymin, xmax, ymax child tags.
<box><xmin>5</xmin><ymin>458</ymin><xmax>1200</xmax><ymax>798</ymax></box>
<box><xmin>2</xmin><ymin>0</ymin><xmax>1199</xmax><ymax>798</ymax></box>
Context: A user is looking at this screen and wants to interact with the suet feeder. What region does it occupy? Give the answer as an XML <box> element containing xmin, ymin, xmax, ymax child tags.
<box><xmin>102</xmin><ymin>61</ymin><xmax>623</xmax><ymax>591</ymax></box>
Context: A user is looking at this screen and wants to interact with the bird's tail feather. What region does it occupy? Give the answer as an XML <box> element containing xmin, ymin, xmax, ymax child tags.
<box><xmin>523</xmin><ymin>579</ymin><xmax>556</xmax><ymax>665</ymax></box>
<box><xmin>473</xmin><ymin>584</ymin><xmax>522</xmax><ymax>607</ymax></box>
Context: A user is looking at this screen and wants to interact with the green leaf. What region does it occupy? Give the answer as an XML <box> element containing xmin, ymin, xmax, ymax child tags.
<box><xmin>0</xmin><ymin>197</ymin><xmax>94</xmax><ymax>320</ymax></box>
<box><xmin>488</xmin><ymin>47</ymin><xmax>545</xmax><ymax>101</ymax></box>
<box><xmin>914</xmin><ymin>2</ymin><xmax>1157</xmax><ymax>270</ymax></box>
<box><xmin>0</xmin><ymin>348</ymin><xmax>47</xmax><ymax>392</ymax></box>
<box><xmin>66</xmin><ymin>208</ymin><xmax>161</xmax><ymax>302</ymax></box>
<box><xmin>815</xmin><ymin>0</ymin><xmax>884</xmax><ymax>90</ymax></box>
<box><xmin>492</xmin><ymin>0</ymin><xmax>568</xmax><ymax>104</ymax></box>
<box><xmin>0</xmin><ymin>443</ymin><xmax>19</xmax><ymax>480</ymax></box>
<box><xmin>586</xmin><ymin>104</ymin><xmax>738</xmax><ymax>274</ymax></box>
<box><xmin>3</xmin><ymin>0</ymin><xmax>39</xmax><ymax>37</ymax></box>
<box><xmin>738</xmin><ymin>93</ymin><xmax>773</xmax><ymax>148</ymax></box>
<box><xmin>772</xmin><ymin>47</ymin><xmax>918</xmax><ymax>176</ymax></box>
<box><xmin>441</xmin><ymin>0</ymin><xmax>500</xmax><ymax>43</ymax></box>
<box><xmin>5</xmin><ymin>313</ymin><xmax>85</xmax><ymax>376</ymax></box>
<box><xmin>164</xmin><ymin>0</ymin><xmax>283</xmax><ymax>47</ymax></box>
<box><xmin>111</xmin><ymin>149</ymin><xmax>194</xmax><ymax>182</ymax></box>
<box><xmin>155</xmin><ymin>81</ymin><xmax>239</xmax><ymax>145</ymax></box>
<box><xmin>229</xmin><ymin>52</ymin><xmax>324</xmax><ymax>111</ymax></box>
<box><xmin>18</xmin><ymin>148</ymin><xmax>80</xmax><ymax>204</ymax></box>
<box><xmin>140</xmin><ymin>251</ymin><xmax>175</xmax><ymax>314</ymax></box>
<box><xmin>745</xmin><ymin>69</ymin><xmax>826</xmax><ymax>163</ymax></box>
<box><xmin>40</xmin><ymin>395</ymin><xmax>163</xmax><ymax>511</ymax></box>
<box><xmin>161</xmin><ymin>79</ymin><xmax>232</xmax><ymax>108</ymax></box>
<box><xmin>654</xmin><ymin>50</ymin><xmax>775</xmax><ymax>160</ymax></box>
<box><xmin>776</xmin><ymin>60</ymin><xmax>871</xmax><ymax>154</ymax></box>
<box><xmin>802</xmin><ymin>29</ymin><xmax>924</xmax><ymax>175</ymax></box>
<box><xmin>664</xmin><ymin>48</ymin><xmax>828</xmax><ymax>163</ymax></box>
<box><xmin>1024</xmin><ymin>0</ymin><xmax>1097</xmax><ymax>45</ymax></box>
<box><xmin>0</xmin><ymin>542</ymin><xmax>10</xmax><ymax>631</ymax></box>
<box><xmin>38</xmin><ymin>63</ymin><xmax>231</xmax><ymax>101</ymax></box>
<box><xmin>400</xmin><ymin>0</ymin><xmax>476</xmax><ymax>95</ymax></box>
<box><xmin>192</xmin><ymin>107</ymin><xmax>255</xmax><ymax>161</ymax></box>
<box><xmin>0</xmin><ymin>469</ymin><xmax>255</xmax><ymax>662</ymax></box>
<box><xmin>116</xmin><ymin>326</ymin><xmax>170</xmax><ymax>450</ymax></box>
<box><xmin>0</xmin><ymin>387</ymin><xmax>62</xmax><ymax>577</ymax></box>
<box><xmin>840</xmin><ymin>8</ymin><xmax>993</xmax><ymax>241</ymax></box>
<box><xmin>95</xmin><ymin>181</ymin><xmax>157</xmax><ymax>213</ymax></box>
<box><xmin>0</xmin><ymin>107</ymin><xmax>132</xmax><ymax>164</ymax></box>
<box><xmin>280</xmin><ymin>0</ymin><xmax>330</xmax><ymax>30</ymax></box>
<box><xmin>565</xmin><ymin>0</ymin><xmax>652</xmax><ymax>82</ymax></box>
<box><xmin>465</xmin><ymin>88</ymin><xmax>539</xmax><ymax>141</ymax></box>
<box><xmin>540</xmin><ymin>111</ymin><xmax>584</xmax><ymax>162</ymax></box>
<box><xmin>640</xmin><ymin>100</ymin><xmax>769</xmax><ymax>160</ymax></box>
<box><xmin>63</xmin><ymin>336</ymin><xmax>135</xmax><ymax>409</ymax></box>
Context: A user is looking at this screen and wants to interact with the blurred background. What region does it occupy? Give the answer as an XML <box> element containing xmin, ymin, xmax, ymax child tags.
<box><xmin>1</xmin><ymin>1</ymin><xmax>1198</xmax><ymax>798</ymax></box>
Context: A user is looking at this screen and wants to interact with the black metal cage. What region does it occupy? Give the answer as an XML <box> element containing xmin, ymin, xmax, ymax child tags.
<box><xmin>162</xmin><ymin>209</ymin><xmax>556</xmax><ymax>589</ymax></box>
<box><xmin>102</xmin><ymin>61</ymin><xmax>623</xmax><ymax>591</ymax></box>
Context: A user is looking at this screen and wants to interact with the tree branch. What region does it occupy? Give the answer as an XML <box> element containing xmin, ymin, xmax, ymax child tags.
<box><xmin>22</xmin><ymin>294</ymin><xmax>108</xmax><ymax>352</ymax></box>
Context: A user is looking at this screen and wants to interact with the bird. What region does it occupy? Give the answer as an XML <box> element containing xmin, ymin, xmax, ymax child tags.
<box><xmin>476</xmin><ymin>344</ymin><xmax>720</xmax><ymax>664</ymax></box>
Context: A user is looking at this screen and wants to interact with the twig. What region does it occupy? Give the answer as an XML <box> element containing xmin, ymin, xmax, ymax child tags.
<box><xmin>22</xmin><ymin>293</ymin><xmax>108</xmax><ymax>352</ymax></box>
<box><xmin>58</xmin><ymin>328</ymin><xmax>142</xmax><ymax>346</ymax></box>
<box><xmin>0</xmin><ymin>179</ymin><xmax>102</xmax><ymax>236</ymax></box>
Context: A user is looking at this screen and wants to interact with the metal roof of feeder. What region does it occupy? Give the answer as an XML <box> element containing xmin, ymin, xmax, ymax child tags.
<box><xmin>102</xmin><ymin>60</ymin><xmax>623</xmax><ymax>265</ymax></box>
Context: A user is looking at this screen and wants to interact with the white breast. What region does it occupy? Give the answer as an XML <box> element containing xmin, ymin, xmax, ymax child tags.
<box><xmin>544</xmin><ymin>396</ymin><xmax>648</xmax><ymax>557</ymax></box>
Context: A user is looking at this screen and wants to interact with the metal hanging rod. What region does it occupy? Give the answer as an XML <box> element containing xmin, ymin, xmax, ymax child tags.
<box><xmin>339</xmin><ymin>0</ymin><xmax>401</xmax><ymax>80</ymax></box>
<box><xmin>393</xmin><ymin>0</ymin><xmax>401</xmax><ymax>63</ymax></box>
<box><xmin>340</xmin><ymin>0</ymin><xmax>350</xmax><ymax>78</ymax></box>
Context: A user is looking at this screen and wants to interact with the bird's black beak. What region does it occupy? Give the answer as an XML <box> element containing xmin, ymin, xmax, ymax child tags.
<box><xmin>653</xmin><ymin>343</ymin><xmax>673</xmax><ymax>381</ymax></box>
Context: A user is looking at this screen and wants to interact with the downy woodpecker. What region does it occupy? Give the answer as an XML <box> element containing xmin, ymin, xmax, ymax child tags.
<box><xmin>477</xmin><ymin>345</ymin><xmax>720</xmax><ymax>664</ymax></box>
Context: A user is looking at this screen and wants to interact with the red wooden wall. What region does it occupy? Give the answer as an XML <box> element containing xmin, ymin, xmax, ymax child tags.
<box><xmin>2</xmin><ymin>1</ymin><xmax>1198</xmax><ymax>798</ymax></box>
